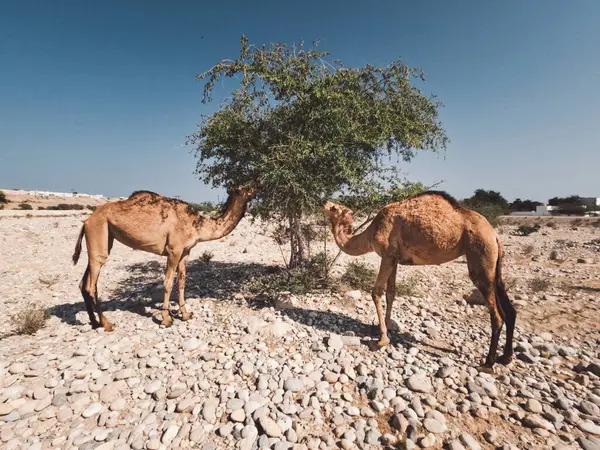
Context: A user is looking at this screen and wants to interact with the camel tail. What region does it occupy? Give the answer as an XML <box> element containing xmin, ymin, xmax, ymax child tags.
<box><xmin>72</xmin><ymin>225</ymin><xmax>85</xmax><ymax>265</ymax></box>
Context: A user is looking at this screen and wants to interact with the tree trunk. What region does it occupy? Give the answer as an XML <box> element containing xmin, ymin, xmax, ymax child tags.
<box><xmin>288</xmin><ymin>212</ymin><xmax>306</xmax><ymax>269</ymax></box>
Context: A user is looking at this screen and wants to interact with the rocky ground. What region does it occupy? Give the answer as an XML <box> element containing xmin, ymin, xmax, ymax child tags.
<box><xmin>0</xmin><ymin>214</ymin><xmax>599</xmax><ymax>450</ymax></box>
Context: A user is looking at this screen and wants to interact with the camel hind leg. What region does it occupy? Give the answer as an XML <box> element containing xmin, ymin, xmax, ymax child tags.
<box><xmin>466</xmin><ymin>247</ymin><xmax>503</xmax><ymax>371</ymax></box>
<box><xmin>385</xmin><ymin>262</ymin><xmax>398</xmax><ymax>330</ymax></box>
<box><xmin>81</xmin><ymin>222</ymin><xmax>115</xmax><ymax>331</ymax></box>
<box><xmin>177</xmin><ymin>251</ymin><xmax>192</xmax><ymax>321</ymax></box>
<box><xmin>372</xmin><ymin>255</ymin><xmax>397</xmax><ymax>348</ymax></box>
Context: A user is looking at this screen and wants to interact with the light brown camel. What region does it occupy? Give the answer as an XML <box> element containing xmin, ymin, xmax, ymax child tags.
<box><xmin>324</xmin><ymin>191</ymin><xmax>516</xmax><ymax>371</ymax></box>
<box><xmin>72</xmin><ymin>186</ymin><xmax>257</xmax><ymax>331</ymax></box>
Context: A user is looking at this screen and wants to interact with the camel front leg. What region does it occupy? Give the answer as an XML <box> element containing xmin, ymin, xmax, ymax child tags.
<box><xmin>385</xmin><ymin>263</ymin><xmax>398</xmax><ymax>330</ymax></box>
<box><xmin>372</xmin><ymin>256</ymin><xmax>396</xmax><ymax>348</ymax></box>
<box><xmin>177</xmin><ymin>253</ymin><xmax>192</xmax><ymax>321</ymax></box>
<box><xmin>161</xmin><ymin>252</ymin><xmax>180</xmax><ymax>327</ymax></box>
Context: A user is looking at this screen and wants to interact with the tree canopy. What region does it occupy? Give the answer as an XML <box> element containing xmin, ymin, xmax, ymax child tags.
<box><xmin>189</xmin><ymin>36</ymin><xmax>448</xmax><ymax>266</ymax></box>
<box><xmin>509</xmin><ymin>198</ymin><xmax>543</xmax><ymax>212</ymax></box>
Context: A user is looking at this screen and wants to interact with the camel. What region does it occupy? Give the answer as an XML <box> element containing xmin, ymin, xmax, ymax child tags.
<box><xmin>72</xmin><ymin>186</ymin><xmax>257</xmax><ymax>331</ymax></box>
<box><xmin>324</xmin><ymin>191</ymin><xmax>516</xmax><ymax>371</ymax></box>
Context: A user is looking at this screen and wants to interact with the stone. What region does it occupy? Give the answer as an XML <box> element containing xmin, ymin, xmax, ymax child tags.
<box><xmin>327</xmin><ymin>334</ymin><xmax>344</xmax><ymax>351</ymax></box>
<box><xmin>283</xmin><ymin>378</ymin><xmax>305</xmax><ymax>393</ymax></box>
<box><xmin>525</xmin><ymin>398</ymin><xmax>543</xmax><ymax>413</ymax></box>
<box><xmin>0</xmin><ymin>403</ymin><xmax>14</xmax><ymax>416</ymax></box>
<box><xmin>258</xmin><ymin>416</ymin><xmax>282</xmax><ymax>437</ymax></box>
<box><xmin>82</xmin><ymin>402</ymin><xmax>103</xmax><ymax>418</ymax></box>
<box><xmin>345</xmin><ymin>290</ymin><xmax>362</xmax><ymax>300</ymax></box>
<box><xmin>406</xmin><ymin>373</ymin><xmax>432</xmax><ymax>393</ymax></box>
<box><xmin>523</xmin><ymin>414</ymin><xmax>553</xmax><ymax>430</ymax></box>
<box><xmin>419</xmin><ymin>433</ymin><xmax>436</xmax><ymax>448</ymax></box>
<box><xmin>423</xmin><ymin>418</ymin><xmax>447</xmax><ymax>434</ymax></box>
<box><xmin>183</xmin><ymin>338</ymin><xmax>201</xmax><ymax>351</ymax></box>
<box><xmin>162</xmin><ymin>423</ymin><xmax>180</xmax><ymax>445</ymax></box>
<box><xmin>579</xmin><ymin>421</ymin><xmax>600</xmax><ymax>436</ymax></box>
<box><xmin>8</xmin><ymin>363</ymin><xmax>26</xmax><ymax>374</ymax></box>
<box><xmin>448</xmin><ymin>440</ymin><xmax>467</xmax><ymax>450</ymax></box>
<box><xmin>231</xmin><ymin>409</ymin><xmax>246</xmax><ymax>422</ymax></box>
<box><xmin>459</xmin><ymin>433</ymin><xmax>481</xmax><ymax>450</ymax></box>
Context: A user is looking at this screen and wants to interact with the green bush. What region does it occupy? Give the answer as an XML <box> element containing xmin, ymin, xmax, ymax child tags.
<box><xmin>19</xmin><ymin>203</ymin><xmax>33</xmax><ymax>210</ymax></box>
<box><xmin>341</xmin><ymin>261</ymin><xmax>377</xmax><ymax>292</ymax></box>
<box><xmin>46</xmin><ymin>203</ymin><xmax>85</xmax><ymax>211</ymax></box>
<box><xmin>0</xmin><ymin>190</ymin><xmax>7</xmax><ymax>204</ymax></box>
<box><xmin>249</xmin><ymin>252</ymin><xmax>339</xmax><ymax>296</ymax></box>
<box><xmin>188</xmin><ymin>201</ymin><xmax>220</xmax><ymax>213</ymax></box>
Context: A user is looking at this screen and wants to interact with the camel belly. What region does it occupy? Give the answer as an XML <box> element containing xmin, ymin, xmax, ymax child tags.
<box><xmin>109</xmin><ymin>224</ymin><xmax>167</xmax><ymax>256</ymax></box>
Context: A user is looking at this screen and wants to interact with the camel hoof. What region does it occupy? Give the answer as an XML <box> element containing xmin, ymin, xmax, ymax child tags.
<box><xmin>103</xmin><ymin>322</ymin><xmax>116</xmax><ymax>332</ymax></box>
<box><xmin>181</xmin><ymin>311</ymin><xmax>193</xmax><ymax>322</ymax></box>
<box><xmin>377</xmin><ymin>337</ymin><xmax>390</xmax><ymax>348</ymax></box>
<box><xmin>161</xmin><ymin>318</ymin><xmax>174</xmax><ymax>327</ymax></box>
<box><xmin>476</xmin><ymin>364</ymin><xmax>495</xmax><ymax>374</ymax></box>
<box><xmin>497</xmin><ymin>354</ymin><xmax>513</xmax><ymax>365</ymax></box>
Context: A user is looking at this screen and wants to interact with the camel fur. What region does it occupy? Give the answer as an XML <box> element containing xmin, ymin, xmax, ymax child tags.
<box><xmin>73</xmin><ymin>186</ymin><xmax>257</xmax><ymax>330</ymax></box>
<box><xmin>324</xmin><ymin>191</ymin><xmax>516</xmax><ymax>371</ymax></box>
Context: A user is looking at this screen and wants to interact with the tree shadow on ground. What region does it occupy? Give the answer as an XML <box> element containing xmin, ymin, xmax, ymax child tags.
<box><xmin>51</xmin><ymin>258</ymin><xmax>458</xmax><ymax>358</ymax></box>
<box><xmin>51</xmin><ymin>259</ymin><xmax>277</xmax><ymax>327</ymax></box>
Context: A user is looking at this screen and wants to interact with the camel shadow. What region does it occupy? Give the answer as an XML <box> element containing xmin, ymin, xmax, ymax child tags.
<box><xmin>52</xmin><ymin>258</ymin><xmax>458</xmax><ymax>359</ymax></box>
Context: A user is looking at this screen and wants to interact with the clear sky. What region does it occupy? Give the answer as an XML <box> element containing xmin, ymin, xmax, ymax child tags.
<box><xmin>1</xmin><ymin>0</ymin><xmax>598</xmax><ymax>203</ymax></box>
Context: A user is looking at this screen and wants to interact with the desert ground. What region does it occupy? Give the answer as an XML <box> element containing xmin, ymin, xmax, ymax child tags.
<box><xmin>0</xmin><ymin>211</ymin><xmax>599</xmax><ymax>450</ymax></box>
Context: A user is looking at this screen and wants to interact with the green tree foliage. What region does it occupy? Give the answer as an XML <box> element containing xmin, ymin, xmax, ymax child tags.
<box><xmin>510</xmin><ymin>198</ymin><xmax>543</xmax><ymax>212</ymax></box>
<box><xmin>337</xmin><ymin>174</ymin><xmax>427</xmax><ymax>218</ymax></box>
<box><xmin>189</xmin><ymin>36</ymin><xmax>448</xmax><ymax>267</ymax></box>
<box><xmin>548</xmin><ymin>195</ymin><xmax>582</xmax><ymax>206</ymax></box>
<box><xmin>462</xmin><ymin>189</ymin><xmax>510</xmax><ymax>227</ymax></box>
<box><xmin>548</xmin><ymin>195</ymin><xmax>586</xmax><ymax>216</ymax></box>
<box><xmin>187</xmin><ymin>201</ymin><xmax>221</xmax><ymax>214</ymax></box>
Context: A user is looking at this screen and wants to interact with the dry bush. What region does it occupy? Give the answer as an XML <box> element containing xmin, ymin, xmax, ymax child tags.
<box><xmin>39</xmin><ymin>275</ymin><xmax>59</xmax><ymax>287</ymax></box>
<box><xmin>396</xmin><ymin>275</ymin><xmax>422</xmax><ymax>297</ymax></box>
<box><xmin>201</xmin><ymin>250</ymin><xmax>214</xmax><ymax>263</ymax></box>
<box><xmin>528</xmin><ymin>277</ymin><xmax>550</xmax><ymax>293</ymax></box>
<box><xmin>549</xmin><ymin>249</ymin><xmax>565</xmax><ymax>261</ymax></box>
<box><xmin>546</xmin><ymin>221</ymin><xmax>557</xmax><ymax>229</ymax></box>
<box><xmin>10</xmin><ymin>304</ymin><xmax>50</xmax><ymax>335</ymax></box>
<box><xmin>523</xmin><ymin>245</ymin><xmax>535</xmax><ymax>256</ymax></box>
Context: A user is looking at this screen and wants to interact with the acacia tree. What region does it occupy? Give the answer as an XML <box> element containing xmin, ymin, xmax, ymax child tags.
<box><xmin>189</xmin><ymin>36</ymin><xmax>448</xmax><ymax>267</ymax></box>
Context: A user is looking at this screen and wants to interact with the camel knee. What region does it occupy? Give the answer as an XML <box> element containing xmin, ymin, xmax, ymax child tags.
<box><xmin>371</xmin><ymin>287</ymin><xmax>385</xmax><ymax>299</ymax></box>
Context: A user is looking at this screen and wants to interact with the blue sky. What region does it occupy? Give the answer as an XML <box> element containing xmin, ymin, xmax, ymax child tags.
<box><xmin>1</xmin><ymin>0</ymin><xmax>598</xmax><ymax>203</ymax></box>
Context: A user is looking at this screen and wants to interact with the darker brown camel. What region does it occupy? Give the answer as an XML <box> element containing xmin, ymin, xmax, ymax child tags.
<box><xmin>72</xmin><ymin>186</ymin><xmax>257</xmax><ymax>331</ymax></box>
<box><xmin>324</xmin><ymin>191</ymin><xmax>516</xmax><ymax>371</ymax></box>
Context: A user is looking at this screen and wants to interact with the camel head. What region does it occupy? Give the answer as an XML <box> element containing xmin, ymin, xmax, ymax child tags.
<box><xmin>229</xmin><ymin>185</ymin><xmax>259</xmax><ymax>202</ymax></box>
<box><xmin>323</xmin><ymin>201</ymin><xmax>354</xmax><ymax>230</ymax></box>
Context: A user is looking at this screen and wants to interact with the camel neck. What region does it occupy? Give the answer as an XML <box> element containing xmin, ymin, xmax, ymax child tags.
<box><xmin>196</xmin><ymin>196</ymin><xmax>247</xmax><ymax>241</ymax></box>
<box><xmin>332</xmin><ymin>222</ymin><xmax>373</xmax><ymax>256</ymax></box>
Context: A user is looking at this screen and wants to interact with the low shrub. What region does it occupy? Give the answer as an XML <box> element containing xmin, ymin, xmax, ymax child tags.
<box><xmin>0</xmin><ymin>190</ymin><xmax>7</xmax><ymax>204</ymax></box>
<box><xmin>201</xmin><ymin>250</ymin><xmax>214</xmax><ymax>263</ymax></box>
<box><xmin>514</xmin><ymin>224</ymin><xmax>541</xmax><ymax>236</ymax></box>
<box><xmin>18</xmin><ymin>203</ymin><xmax>33</xmax><ymax>210</ymax></box>
<box><xmin>396</xmin><ymin>275</ymin><xmax>422</xmax><ymax>297</ymax></box>
<box><xmin>528</xmin><ymin>277</ymin><xmax>550</xmax><ymax>293</ymax></box>
<box><xmin>10</xmin><ymin>304</ymin><xmax>50</xmax><ymax>335</ymax></box>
